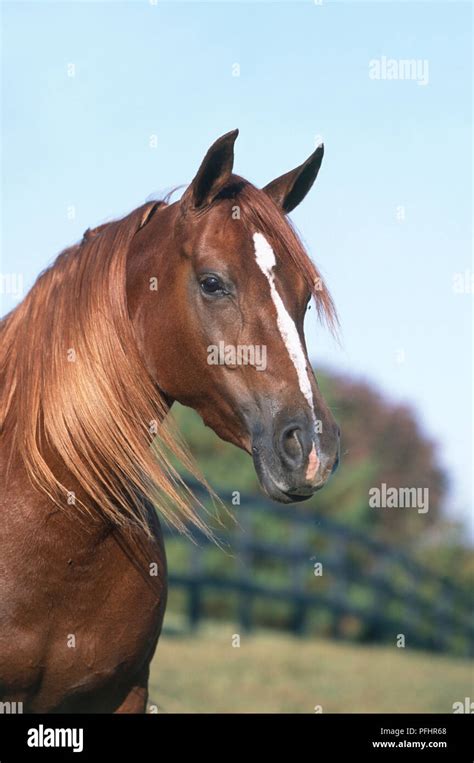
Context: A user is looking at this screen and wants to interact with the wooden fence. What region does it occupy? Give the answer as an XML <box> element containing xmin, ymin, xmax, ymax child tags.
<box><xmin>162</xmin><ymin>483</ymin><xmax>473</xmax><ymax>657</ymax></box>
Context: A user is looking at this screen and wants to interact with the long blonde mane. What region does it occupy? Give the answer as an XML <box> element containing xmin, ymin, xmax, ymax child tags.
<box><xmin>1</xmin><ymin>202</ymin><xmax>212</xmax><ymax>537</ymax></box>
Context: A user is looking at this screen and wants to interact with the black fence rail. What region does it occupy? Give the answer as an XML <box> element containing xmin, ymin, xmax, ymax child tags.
<box><xmin>162</xmin><ymin>483</ymin><xmax>473</xmax><ymax>657</ymax></box>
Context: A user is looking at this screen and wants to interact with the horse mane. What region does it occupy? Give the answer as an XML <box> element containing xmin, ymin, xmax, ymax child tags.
<box><xmin>0</xmin><ymin>200</ymin><xmax>213</xmax><ymax>538</ymax></box>
<box><xmin>217</xmin><ymin>177</ymin><xmax>339</xmax><ymax>335</ymax></box>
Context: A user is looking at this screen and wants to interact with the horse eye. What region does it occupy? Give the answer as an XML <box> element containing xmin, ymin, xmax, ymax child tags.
<box><xmin>200</xmin><ymin>276</ymin><xmax>225</xmax><ymax>295</ymax></box>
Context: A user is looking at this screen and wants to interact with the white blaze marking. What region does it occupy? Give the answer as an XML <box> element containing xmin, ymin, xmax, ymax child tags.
<box><xmin>252</xmin><ymin>232</ymin><xmax>315</xmax><ymax>420</ymax></box>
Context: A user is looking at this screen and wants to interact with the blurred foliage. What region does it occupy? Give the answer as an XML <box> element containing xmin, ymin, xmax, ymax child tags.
<box><xmin>161</xmin><ymin>368</ymin><xmax>473</xmax><ymax>649</ymax></box>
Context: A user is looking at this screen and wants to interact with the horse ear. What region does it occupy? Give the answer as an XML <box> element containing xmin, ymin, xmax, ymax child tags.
<box><xmin>183</xmin><ymin>129</ymin><xmax>239</xmax><ymax>210</ymax></box>
<box><xmin>263</xmin><ymin>143</ymin><xmax>324</xmax><ymax>214</ymax></box>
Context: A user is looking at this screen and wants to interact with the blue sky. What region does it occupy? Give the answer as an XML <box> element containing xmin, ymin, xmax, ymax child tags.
<box><xmin>1</xmin><ymin>1</ymin><xmax>472</xmax><ymax>536</ymax></box>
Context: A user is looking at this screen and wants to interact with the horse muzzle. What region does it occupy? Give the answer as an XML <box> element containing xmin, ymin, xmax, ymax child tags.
<box><xmin>251</xmin><ymin>412</ymin><xmax>340</xmax><ymax>504</ymax></box>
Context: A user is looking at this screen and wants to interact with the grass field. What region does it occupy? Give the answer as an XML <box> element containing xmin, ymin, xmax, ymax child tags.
<box><xmin>148</xmin><ymin>620</ymin><xmax>473</xmax><ymax>713</ymax></box>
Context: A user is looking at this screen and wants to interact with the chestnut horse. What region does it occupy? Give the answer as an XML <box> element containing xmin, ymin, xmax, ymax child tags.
<box><xmin>0</xmin><ymin>130</ymin><xmax>340</xmax><ymax>712</ymax></box>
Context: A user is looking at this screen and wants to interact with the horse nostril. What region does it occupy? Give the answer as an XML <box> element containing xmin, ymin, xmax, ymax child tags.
<box><xmin>280</xmin><ymin>425</ymin><xmax>304</xmax><ymax>468</ymax></box>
